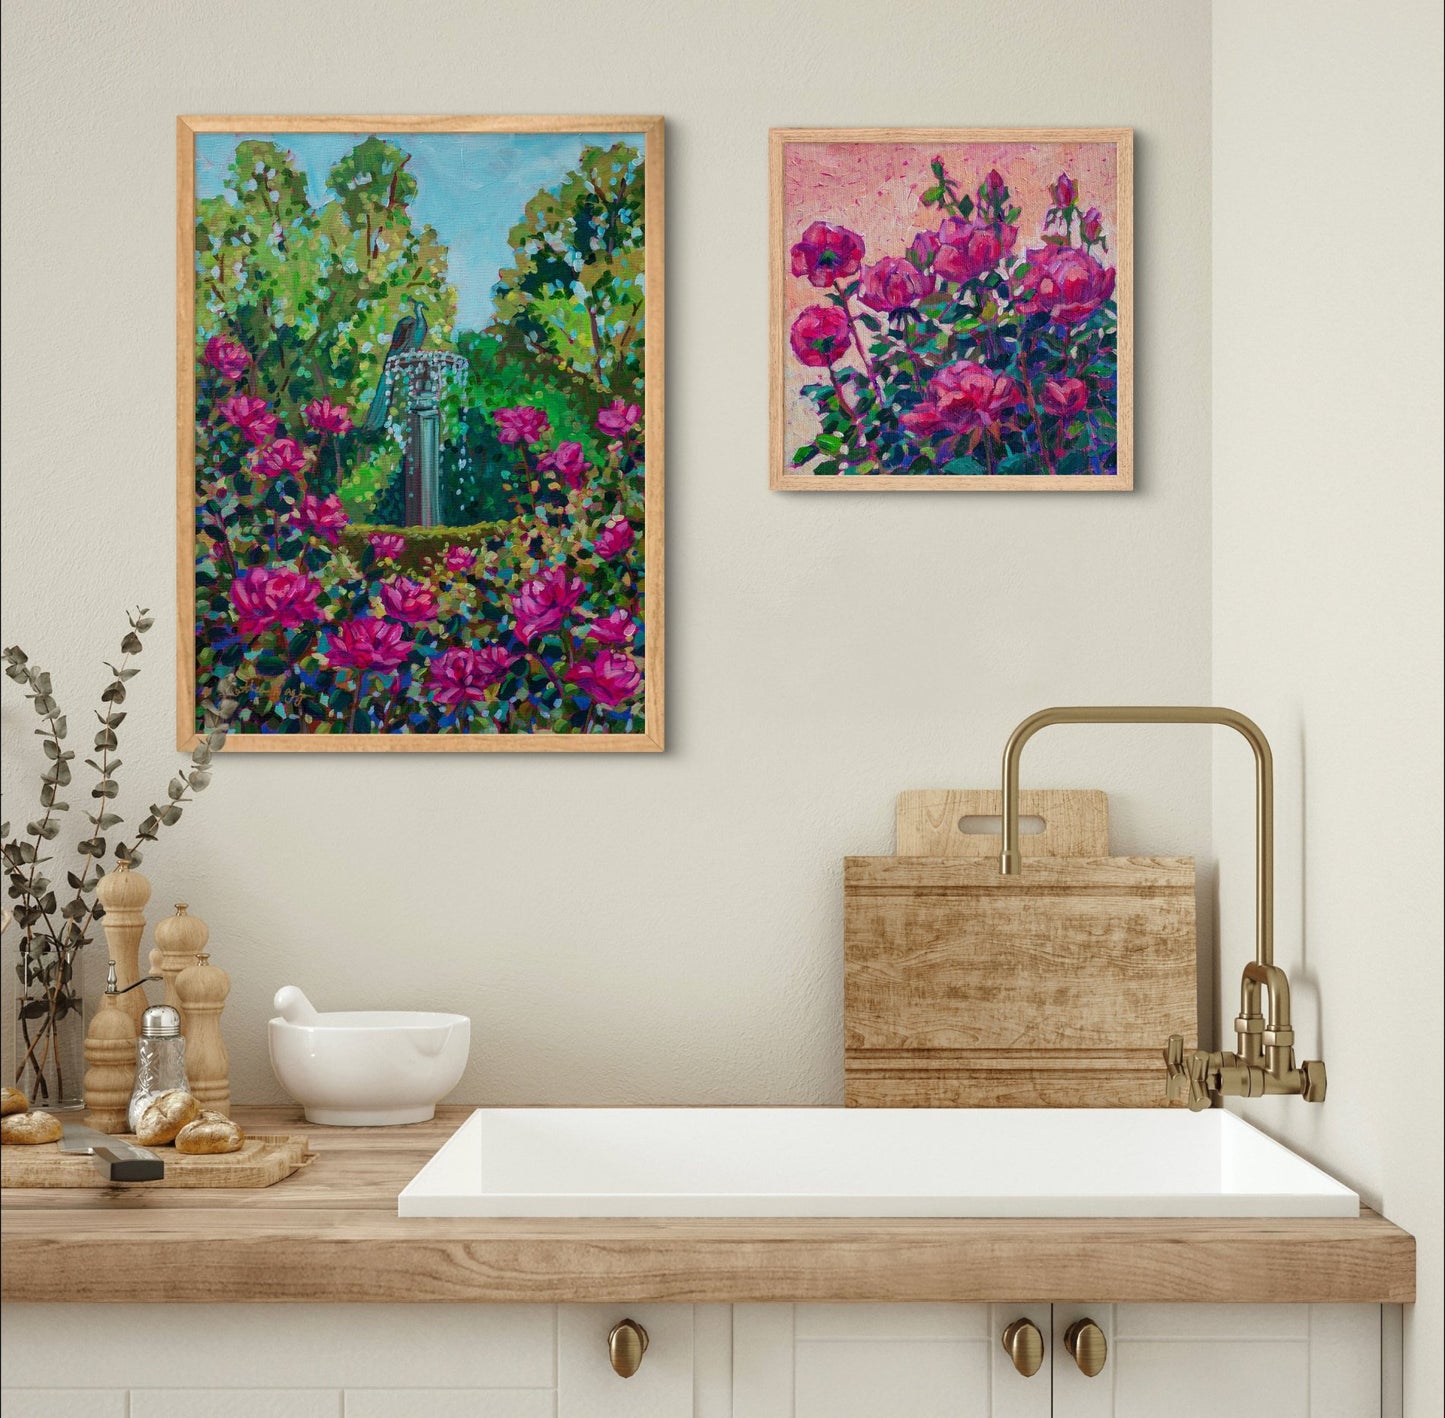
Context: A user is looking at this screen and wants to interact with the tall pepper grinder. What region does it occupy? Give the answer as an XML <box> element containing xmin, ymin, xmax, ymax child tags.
<box><xmin>95</xmin><ymin>862</ymin><xmax>151</xmax><ymax>1034</ymax></box>
<box><xmin>83</xmin><ymin>963</ymin><xmax>137</xmax><ymax>1132</ymax></box>
<box><xmin>153</xmin><ymin>903</ymin><xmax>207</xmax><ymax>1011</ymax></box>
<box><xmin>176</xmin><ymin>947</ymin><xmax>230</xmax><ymax>1116</ymax></box>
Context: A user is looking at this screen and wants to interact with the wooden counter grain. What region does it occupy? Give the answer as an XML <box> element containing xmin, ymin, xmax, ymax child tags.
<box><xmin>0</xmin><ymin>1106</ymin><xmax>1415</xmax><ymax>1305</ymax></box>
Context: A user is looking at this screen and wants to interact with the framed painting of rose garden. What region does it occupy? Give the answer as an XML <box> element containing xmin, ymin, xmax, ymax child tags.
<box><xmin>771</xmin><ymin>127</ymin><xmax>1131</xmax><ymax>491</ymax></box>
<box><xmin>177</xmin><ymin>115</ymin><xmax>663</xmax><ymax>750</ymax></box>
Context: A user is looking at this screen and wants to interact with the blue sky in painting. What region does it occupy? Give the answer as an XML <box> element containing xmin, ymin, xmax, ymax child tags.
<box><xmin>195</xmin><ymin>131</ymin><xmax>643</xmax><ymax>329</ymax></box>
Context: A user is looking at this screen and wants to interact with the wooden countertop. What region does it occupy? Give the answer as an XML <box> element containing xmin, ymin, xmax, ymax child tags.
<box><xmin>0</xmin><ymin>1106</ymin><xmax>1415</xmax><ymax>1305</ymax></box>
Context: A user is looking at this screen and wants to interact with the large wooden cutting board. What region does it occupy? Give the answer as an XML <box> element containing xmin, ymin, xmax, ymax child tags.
<box><xmin>845</xmin><ymin>789</ymin><xmax>1198</xmax><ymax>1108</ymax></box>
<box><xmin>1</xmin><ymin>1133</ymin><xmax>312</xmax><ymax>1189</ymax></box>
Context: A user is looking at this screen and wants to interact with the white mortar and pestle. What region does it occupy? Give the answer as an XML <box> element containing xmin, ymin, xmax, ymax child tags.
<box><xmin>268</xmin><ymin>986</ymin><xmax>470</xmax><ymax>1126</ymax></box>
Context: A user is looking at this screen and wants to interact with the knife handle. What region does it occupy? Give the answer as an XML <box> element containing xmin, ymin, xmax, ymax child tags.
<box><xmin>92</xmin><ymin>1144</ymin><xmax>164</xmax><ymax>1183</ymax></box>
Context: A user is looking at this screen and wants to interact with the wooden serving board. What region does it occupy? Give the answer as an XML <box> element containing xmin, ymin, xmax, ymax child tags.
<box><xmin>845</xmin><ymin>789</ymin><xmax>1198</xmax><ymax>1108</ymax></box>
<box><xmin>1</xmin><ymin>1133</ymin><xmax>312</xmax><ymax>1189</ymax></box>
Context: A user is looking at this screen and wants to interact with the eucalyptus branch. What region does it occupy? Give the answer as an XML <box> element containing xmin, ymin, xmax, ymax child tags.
<box><xmin>2</xmin><ymin>612</ymin><xmax>235</xmax><ymax>1102</ymax></box>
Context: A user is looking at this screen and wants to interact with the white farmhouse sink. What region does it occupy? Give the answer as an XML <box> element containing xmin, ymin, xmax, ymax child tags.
<box><xmin>398</xmin><ymin>1108</ymin><xmax>1357</xmax><ymax>1219</ymax></box>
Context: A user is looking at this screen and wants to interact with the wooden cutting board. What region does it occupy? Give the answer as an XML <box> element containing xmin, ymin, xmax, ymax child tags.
<box><xmin>845</xmin><ymin>789</ymin><xmax>1198</xmax><ymax>1108</ymax></box>
<box><xmin>1</xmin><ymin>1133</ymin><xmax>312</xmax><ymax>1189</ymax></box>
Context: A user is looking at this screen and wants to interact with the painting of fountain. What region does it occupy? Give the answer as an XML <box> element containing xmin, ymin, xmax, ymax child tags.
<box><xmin>386</xmin><ymin>350</ymin><xmax>469</xmax><ymax>527</ymax></box>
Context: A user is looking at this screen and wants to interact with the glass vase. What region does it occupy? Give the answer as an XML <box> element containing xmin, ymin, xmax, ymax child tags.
<box><xmin>13</xmin><ymin>944</ymin><xmax>85</xmax><ymax>1110</ymax></box>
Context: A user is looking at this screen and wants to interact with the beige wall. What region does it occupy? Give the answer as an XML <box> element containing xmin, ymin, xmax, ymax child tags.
<box><xmin>1212</xmin><ymin>2</ymin><xmax>1444</xmax><ymax>1413</ymax></box>
<box><xmin>0</xmin><ymin>0</ymin><xmax>1214</xmax><ymax>1106</ymax></box>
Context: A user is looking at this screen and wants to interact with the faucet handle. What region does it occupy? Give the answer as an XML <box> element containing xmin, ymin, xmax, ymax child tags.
<box><xmin>1163</xmin><ymin>1035</ymin><xmax>1191</xmax><ymax>1105</ymax></box>
<box><xmin>1186</xmin><ymin>1052</ymin><xmax>1213</xmax><ymax>1111</ymax></box>
<box><xmin>1164</xmin><ymin>1036</ymin><xmax>1218</xmax><ymax>1111</ymax></box>
<box><xmin>1164</xmin><ymin>1035</ymin><xmax>1184</xmax><ymax>1073</ymax></box>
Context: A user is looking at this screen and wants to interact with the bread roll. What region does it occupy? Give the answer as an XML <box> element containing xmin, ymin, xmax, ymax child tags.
<box><xmin>1</xmin><ymin>1109</ymin><xmax>62</xmax><ymax>1144</ymax></box>
<box><xmin>135</xmin><ymin>1089</ymin><xmax>201</xmax><ymax>1146</ymax></box>
<box><xmin>175</xmin><ymin>1111</ymin><xmax>245</xmax><ymax>1155</ymax></box>
<box><xmin>1</xmin><ymin>1086</ymin><xmax>28</xmax><ymax>1116</ymax></box>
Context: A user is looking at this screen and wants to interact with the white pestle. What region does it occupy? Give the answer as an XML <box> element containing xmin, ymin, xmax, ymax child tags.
<box><xmin>272</xmin><ymin>985</ymin><xmax>320</xmax><ymax>1024</ymax></box>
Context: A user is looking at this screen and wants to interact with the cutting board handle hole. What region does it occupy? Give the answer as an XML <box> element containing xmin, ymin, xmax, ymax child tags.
<box><xmin>958</xmin><ymin>814</ymin><xmax>1046</xmax><ymax>836</ymax></box>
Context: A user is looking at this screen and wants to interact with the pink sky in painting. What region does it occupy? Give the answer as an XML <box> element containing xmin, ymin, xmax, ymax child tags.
<box><xmin>782</xmin><ymin>141</ymin><xmax>1119</xmax><ymax>452</ymax></box>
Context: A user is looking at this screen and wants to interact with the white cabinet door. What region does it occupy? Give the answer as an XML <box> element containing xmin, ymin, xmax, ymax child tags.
<box><xmin>1052</xmin><ymin>1303</ymin><xmax>1381</xmax><ymax>1418</ymax></box>
<box><xmin>557</xmin><ymin>1304</ymin><xmax>698</xmax><ymax>1417</ymax></box>
<box><xmin>732</xmin><ymin>1303</ymin><xmax>1052</xmax><ymax>1418</ymax></box>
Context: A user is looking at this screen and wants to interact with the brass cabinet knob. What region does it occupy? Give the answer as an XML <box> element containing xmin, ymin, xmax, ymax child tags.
<box><xmin>1001</xmin><ymin>1318</ymin><xmax>1044</xmax><ymax>1377</ymax></box>
<box><xmin>1064</xmin><ymin>1318</ymin><xmax>1107</xmax><ymax>1377</ymax></box>
<box><xmin>608</xmin><ymin>1318</ymin><xmax>649</xmax><ymax>1378</ymax></box>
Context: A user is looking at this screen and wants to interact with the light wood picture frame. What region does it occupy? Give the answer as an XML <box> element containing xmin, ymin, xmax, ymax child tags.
<box><xmin>178</xmin><ymin>114</ymin><xmax>664</xmax><ymax>751</ymax></box>
<box><xmin>771</xmin><ymin>127</ymin><xmax>1132</xmax><ymax>492</ymax></box>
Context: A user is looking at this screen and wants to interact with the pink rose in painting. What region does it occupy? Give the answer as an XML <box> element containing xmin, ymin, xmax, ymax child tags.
<box><xmin>1043</xmin><ymin>377</ymin><xmax>1090</xmax><ymax>417</ymax></box>
<box><xmin>585</xmin><ymin>609</ymin><xmax>638</xmax><ymax>645</ymax></box>
<box><xmin>303</xmin><ymin>398</ymin><xmax>353</xmax><ymax>435</ymax></box>
<box><xmin>1052</xmin><ymin>172</ymin><xmax>1076</xmax><ymax>208</ymax></box>
<box><xmin>229</xmin><ymin>566</ymin><xmax>322</xmax><ymax>637</ymax></box>
<box><xmin>593</xmin><ymin>517</ymin><xmax>635</xmax><ymax>562</ymax></box>
<box><xmin>900</xmin><ymin>401</ymin><xmax>948</xmax><ymax>438</ymax></box>
<box><xmin>291</xmin><ymin>493</ymin><xmax>349</xmax><ymax>545</ymax></box>
<box><xmin>932</xmin><ymin>217</ymin><xmax>1018</xmax><ymax>283</ymax></box>
<box><xmin>566</xmin><ymin>650</ymin><xmax>642</xmax><ymax>708</ymax></box>
<box><xmin>1015</xmin><ymin>246</ymin><xmax>1116</xmax><ymax>325</ymax></box>
<box><xmin>493</xmin><ymin>405</ymin><xmax>550</xmax><ymax>446</ymax></box>
<box><xmin>909</xmin><ymin>360</ymin><xmax>1021</xmax><ymax>434</ymax></box>
<box><xmin>368</xmin><ymin>533</ymin><xmax>407</xmax><ymax>561</ymax></box>
<box><xmin>203</xmin><ymin>335</ymin><xmax>250</xmax><ymax>381</ymax></box>
<box><xmin>510</xmin><ymin>565</ymin><xmax>586</xmax><ymax>642</ymax></box>
<box><xmin>322</xmin><ymin>617</ymin><xmax>412</xmax><ymax>674</ymax></box>
<box><xmin>859</xmin><ymin>257</ymin><xmax>936</xmax><ymax>312</ymax></box>
<box><xmin>252</xmin><ymin>437</ymin><xmax>308</xmax><ymax>480</ymax></box>
<box><xmin>789</xmin><ymin>221</ymin><xmax>865</xmax><ymax>287</ymax></box>
<box><xmin>442</xmin><ymin>544</ymin><xmax>478</xmax><ymax>575</ymax></box>
<box><xmin>597</xmin><ymin>399</ymin><xmax>642</xmax><ymax>437</ymax></box>
<box><xmin>909</xmin><ymin>229</ymin><xmax>939</xmax><ymax>267</ymax></box>
<box><xmin>427</xmin><ymin>646</ymin><xmax>515</xmax><ymax>706</ymax></box>
<box><xmin>216</xmin><ymin>394</ymin><xmax>277</xmax><ymax>446</ymax></box>
<box><xmin>1080</xmin><ymin>207</ymin><xmax>1104</xmax><ymax>244</ymax></box>
<box><xmin>537</xmin><ymin>440</ymin><xmax>589</xmax><ymax>490</ymax></box>
<box><xmin>378</xmin><ymin>576</ymin><xmax>438</xmax><ymax>624</ymax></box>
<box><xmin>789</xmin><ymin>305</ymin><xmax>851</xmax><ymax>368</ymax></box>
<box><xmin>983</xmin><ymin>169</ymin><xmax>1007</xmax><ymax>201</ymax></box>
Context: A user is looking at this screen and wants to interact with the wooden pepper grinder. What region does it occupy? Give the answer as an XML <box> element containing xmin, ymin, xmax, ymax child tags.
<box><xmin>175</xmin><ymin>947</ymin><xmax>230</xmax><ymax>1116</ymax></box>
<box><xmin>83</xmin><ymin>961</ymin><xmax>137</xmax><ymax>1133</ymax></box>
<box><xmin>96</xmin><ymin>862</ymin><xmax>151</xmax><ymax>1034</ymax></box>
<box><xmin>153</xmin><ymin>903</ymin><xmax>207</xmax><ymax>1011</ymax></box>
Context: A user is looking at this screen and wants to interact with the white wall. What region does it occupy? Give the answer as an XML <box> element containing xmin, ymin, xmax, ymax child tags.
<box><xmin>1212</xmin><ymin>3</ymin><xmax>1444</xmax><ymax>1413</ymax></box>
<box><xmin>0</xmin><ymin>0</ymin><xmax>1214</xmax><ymax>1106</ymax></box>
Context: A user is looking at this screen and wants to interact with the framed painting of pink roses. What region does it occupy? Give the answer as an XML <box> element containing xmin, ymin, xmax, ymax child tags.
<box><xmin>771</xmin><ymin>127</ymin><xmax>1132</xmax><ymax>491</ymax></box>
<box><xmin>177</xmin><ymin>115</ymin><xmax>664</xmax><ymax>751</ymax></box>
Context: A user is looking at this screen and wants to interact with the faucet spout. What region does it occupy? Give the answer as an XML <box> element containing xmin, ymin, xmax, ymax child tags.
<box><xmin>999</xmin><ymin>706</ymin><xmax>1325</xmax><ymax>1108</ymax></box>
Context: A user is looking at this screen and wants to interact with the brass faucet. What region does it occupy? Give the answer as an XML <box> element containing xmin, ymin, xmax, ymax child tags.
<box><xmin>999</xmin><ymin>707</ymin><xmax>1326</xmax><ymax>1111</ymax></box>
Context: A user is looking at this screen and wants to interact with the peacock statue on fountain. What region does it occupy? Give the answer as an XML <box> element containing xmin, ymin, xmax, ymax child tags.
<box><xmin>362</xmin><ymin>297</ymin><xmax>429</xmax><ymax>432</ymax></box>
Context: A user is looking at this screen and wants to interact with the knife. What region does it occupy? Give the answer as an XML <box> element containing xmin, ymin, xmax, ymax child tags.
<box><xmin>59</xmin><ymin>1122</ymin><xmax>165</xmax><ymax>1182</ymax></box>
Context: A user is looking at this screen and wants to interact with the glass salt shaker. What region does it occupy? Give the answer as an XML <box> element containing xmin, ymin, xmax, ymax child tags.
<box><xmin>127</xmin><ymin>1004</ymin><xmax>190</xmax><ymax>1131</ymax></box>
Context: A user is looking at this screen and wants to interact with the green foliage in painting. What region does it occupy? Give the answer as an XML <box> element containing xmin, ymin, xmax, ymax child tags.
<box><xmin>487</xmin><ymin>143</ymin><xmax>646</xmax><ymax>416</ymax></box>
